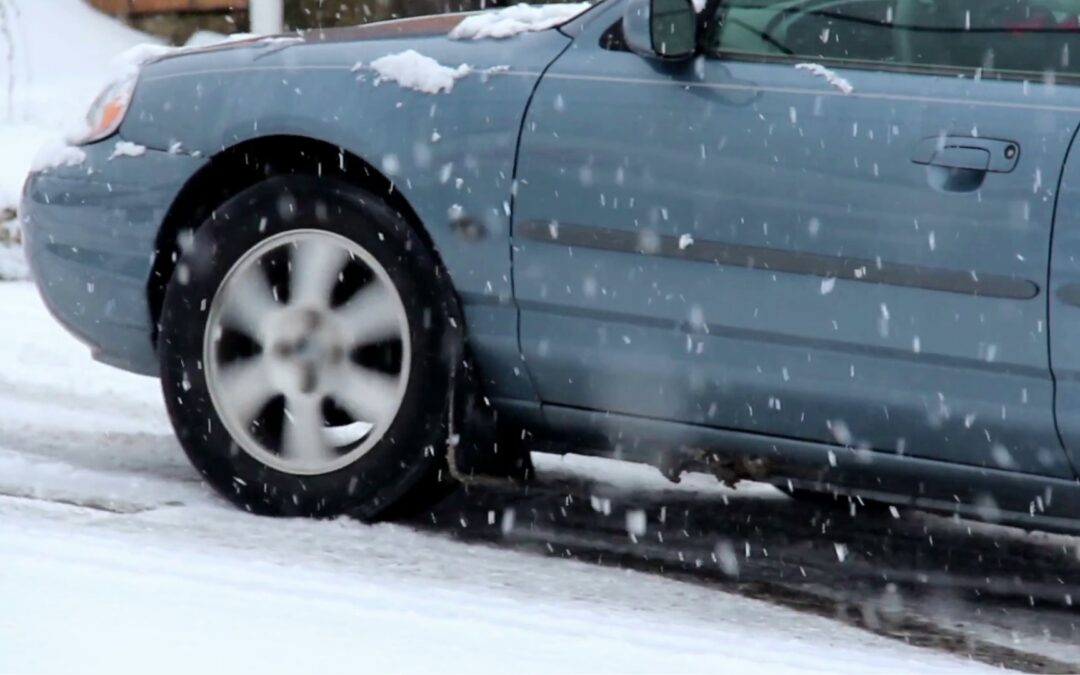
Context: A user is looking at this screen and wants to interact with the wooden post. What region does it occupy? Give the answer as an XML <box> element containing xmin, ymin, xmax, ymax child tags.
<box><xmin>249</xmin><ymin>0</ymin><xmax>283</xmax><ymax>34</ymax></box>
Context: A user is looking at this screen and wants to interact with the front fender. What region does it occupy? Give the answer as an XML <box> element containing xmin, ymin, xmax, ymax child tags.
<box><xmin>121</xmin><ymin>27</ymin><xmax>573</xmax><ymax>402</ymax></box>
<box><xmin>124</xmin><ymin>28</ymin><xmax>569</xmax><ymax>298</ymax></box>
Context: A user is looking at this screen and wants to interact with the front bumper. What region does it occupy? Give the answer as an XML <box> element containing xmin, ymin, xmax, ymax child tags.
<box><xmin>20</xmin><ymin>139</ymin><xmax>206</xmax><ymax>376</ymax></box>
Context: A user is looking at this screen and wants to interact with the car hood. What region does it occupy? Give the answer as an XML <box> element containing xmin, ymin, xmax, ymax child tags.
<box><xmin>142</xmin><ymin>10</ymin><xmax>558</xmax><ymax>80</ymax></box>
<box><xmin>126</xmin><ymin>6</ymin><xmax>581</xmax><ymax>158</ymax></box>
<box><xmin>139</xmin><ymin>12</ymin><xmax>472</xmax><ymax>71</ymax></box>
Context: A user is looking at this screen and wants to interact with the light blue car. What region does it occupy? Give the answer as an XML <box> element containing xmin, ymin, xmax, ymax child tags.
<box><xmin>20</xmin><ymin>0</ymin><xmax>1080</xmax><ymax>530</ymax></box>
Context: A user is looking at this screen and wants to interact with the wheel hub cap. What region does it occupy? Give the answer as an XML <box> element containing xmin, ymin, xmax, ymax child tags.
<box><xmin>203</xmin><ymin>230</ymin><xmax>411</xmax><ymax>476</ymax></box>
<box><xmin>267</xmin><ymin>308</ymin><xmax>347</xmax><ymax>396</ymax></box>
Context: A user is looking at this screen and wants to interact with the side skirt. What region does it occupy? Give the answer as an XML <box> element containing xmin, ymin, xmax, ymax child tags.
<box><xmin>522</xmin><ymin>403</ymin><xmax>1080</xmax><ymax>535</ymax></box>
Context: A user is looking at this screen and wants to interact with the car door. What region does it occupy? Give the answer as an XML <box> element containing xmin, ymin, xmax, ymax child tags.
<box><xmin>512</xmin><ymin>0</ymin><xmax>1080</xmax><ymax>477</ymax></box>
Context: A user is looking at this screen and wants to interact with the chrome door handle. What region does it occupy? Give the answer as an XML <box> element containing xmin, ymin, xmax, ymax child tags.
<box><xmin>912</xmin><ymin>136</ymin><xmax>1020</xmax><ymax>173</ymax></box>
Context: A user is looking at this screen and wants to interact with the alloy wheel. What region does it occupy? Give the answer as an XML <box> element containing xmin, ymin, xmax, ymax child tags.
<box><xmin>203</xmin><ymin>229</ymin><xmax>411</xmax><ymax>476</ymax></box>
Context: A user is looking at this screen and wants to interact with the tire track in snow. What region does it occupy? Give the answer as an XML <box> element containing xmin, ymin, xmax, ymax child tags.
<box><xmin>424</xmin><ymin>468</ymin><xmax>1080</xmax><ymax>673</ymax></box>
<box><xmin>1</xmin><ymin>400</ymin><xmax>1077</xmax><ymax>671</ymax></box>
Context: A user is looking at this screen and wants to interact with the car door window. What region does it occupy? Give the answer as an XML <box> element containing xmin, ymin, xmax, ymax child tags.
<box><xmin>708</xmin><ymin>0</ymin><xmax>1080</xmax><ymax>78</ymax></box>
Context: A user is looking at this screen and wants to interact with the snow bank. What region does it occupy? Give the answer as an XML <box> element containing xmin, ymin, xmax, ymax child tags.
<box><xmin>31</xmin><ymin>140</ymin><xmax>87</xmax><ymax>172</ymax></box>
<box><xmin>0</xmin><ymin>124</ymin><xmax>52</xmax><ymax>204</ymax></box>
<box><xmin>449</xmin><ymin>2</ymin><xmax>592</xmax><ymax>40</ymax></box>
<box><xmin>367</xmin><ymin>50</ymin><xmax>473</xmax><ymax>94</ymax></box>
<box><xmin>0</xmin><ymin>0</ymin><xmax>162</xmax><ymax>278</ymax></box>
<box><xmin>0</xmin><ymin>0</ymin><xmax>160</xmax><ymax>138</ymax></box>
<box><xmin>0</xmin><ymin>223</ymin><xmax>28</xmax><ymax>280</ymax></box>
<box><xmin>796</xmin><ymin>62</ymin><xmax>855</xmax><ymax>94</ymax></box>
<box><xmin>0</xmin><ymin>248</ymin><xmax>28</xmax><ymax>280</ymax></box>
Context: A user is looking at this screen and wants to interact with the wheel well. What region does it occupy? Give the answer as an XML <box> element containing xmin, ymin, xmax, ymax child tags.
<box><xmin>150</xmin><ymin>134</ymin><xmax>528</xmax><ymax>481</ymax></box>
<box><xmin>148</xmin><ymin>135</ymin><xmax>431</xmax><ymax>342</ymax></box>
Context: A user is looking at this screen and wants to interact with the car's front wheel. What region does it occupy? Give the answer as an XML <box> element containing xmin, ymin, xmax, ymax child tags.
<box><xmin>159</xmin><ymin>175</ymin><xmax>457</xmax><ymax>518</ymax></box>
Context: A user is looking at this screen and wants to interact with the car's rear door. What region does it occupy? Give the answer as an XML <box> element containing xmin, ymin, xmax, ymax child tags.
<box><xmin>512</xmin><ymin>0</ymin><xmax>1080</xmax><ymax>477</ymax></box>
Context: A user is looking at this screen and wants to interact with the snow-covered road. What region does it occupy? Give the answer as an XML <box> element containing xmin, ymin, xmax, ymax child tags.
<box><xmin>0</xmin><ymin>281</ymin><xmax>1010</xmax><ymax>673</ymax></box>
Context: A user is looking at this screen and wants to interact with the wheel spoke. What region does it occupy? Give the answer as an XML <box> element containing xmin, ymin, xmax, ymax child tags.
<box><xmin>290</xmin><ymin>238</ymin><xmax>350</xmax><ymax>308</ymax></box>
<box><xmin>219</xmin><ymin>263</ymin><xmax>279</xmax><ymax>343</ymax></box>
<box><xmin>281</xmin><ymin>395</ymin><xmax>335</xmax><ymax>464</ymax></box>
<box><xmin>323</xmin><ymin>421</ymin><xmax>375</xmax><ymax>447</ymax></box>
<box><xmin>331</xmin><ymin>364</ymin><xmax>401</xmax><ymax>429</ymax></box>
<box><xmin>216</xmin><ymin>356</ymin><xmax>277</xmax><ymax>429</ymax></box>
<box><xmin>334</xmin><ymin>281</ymin><xmax>404</xmax><ymax>348</ymax></box>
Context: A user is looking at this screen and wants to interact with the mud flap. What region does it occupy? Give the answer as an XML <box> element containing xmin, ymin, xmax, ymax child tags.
<box><xmin>444</xmin><ymin>339</ymin><xmax>534</xmax><ymax>487</ymax></box>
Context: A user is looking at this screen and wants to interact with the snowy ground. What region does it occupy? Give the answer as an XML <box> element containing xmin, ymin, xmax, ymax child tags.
<box><xmin>0</xmin><ymin>281</ymin><xmax>1005</xmax><ymax>673</ymax></box>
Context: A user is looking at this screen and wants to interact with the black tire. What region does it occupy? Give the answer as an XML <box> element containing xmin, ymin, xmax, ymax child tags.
<box><xmin>159</xmin><ymin>175</ymin><xmax>457</xmax><ymax>519</ymax></box>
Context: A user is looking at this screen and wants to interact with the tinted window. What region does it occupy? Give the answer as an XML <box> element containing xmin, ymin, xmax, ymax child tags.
<box><xmin>709</xmin><ymin>0</ymin><xmax>1080</xmax><ymax>78</ymax></box>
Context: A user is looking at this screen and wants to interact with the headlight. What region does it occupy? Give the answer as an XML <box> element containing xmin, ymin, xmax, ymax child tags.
<box><xmin>71</xmin><ymin>75</ymin><xmax>137</xmax><ymax>145</ymax></box>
